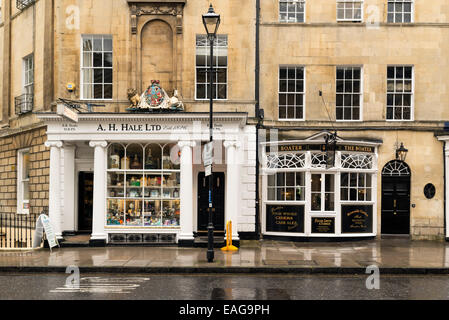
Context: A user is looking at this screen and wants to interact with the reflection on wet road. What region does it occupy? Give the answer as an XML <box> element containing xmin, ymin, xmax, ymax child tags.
<box><xmin>1</xmin><ymin>273</ymin><xmax>449</xmax><ymax>300</ymax></box>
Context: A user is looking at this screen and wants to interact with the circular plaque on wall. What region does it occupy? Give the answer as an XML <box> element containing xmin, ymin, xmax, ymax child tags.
<box><xmin>424</xmin><ymin>183</ymin><xmax>436</xmax><ymax>200</ymax></box>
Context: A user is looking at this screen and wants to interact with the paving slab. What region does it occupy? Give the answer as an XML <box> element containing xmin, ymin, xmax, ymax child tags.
<box><xmin>1</xmin><ymin>238</ymin><xmax>449</xmax><ymax>274</ymax></box>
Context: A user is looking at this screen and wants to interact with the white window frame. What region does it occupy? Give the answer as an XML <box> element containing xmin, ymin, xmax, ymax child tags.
<box><xmin>195</xmin><ymin>34</ymin><xmax>228</xmax><ymax>101</ymax></box>
<box><xmin>23</xmin><ymin>54</ymin><xmax>34</xmax><ymax>95</ymax></box>
<box><xmin>310</xmin><ymin>173</ymin><xmax>336</xmax><ymax>213</ymax></box>
<box><xmin>336</xmin><ymin>0</ymin><xmax>364</xmax><ymax>22</ymax></box>
<box><xmin>336</xmin><ymin>66</ymin><xmax>363</xmax><ymax>122</ymax></box>
<box><xmin>278</xmin><ymin>65</ymin><xmax>306</xmax><ymax>121</ymax></box>
<box><xmin>386</xmin><ymin>65</ymin><xmax>414</xmax><ymax>122</ymax></box>
<box><xmin>80</xmin><ymin>34</ymin><xmax>113</xmax><ymax>101</ymax></box>
<box><xmin>279</xmin><ymin>0</ymin><xmax>306</xmax><ymax>23</ymax></box>
<box><xmin>340</xmin><ymin>172</ymin><xmax>373</xmax><ymax>202</ymax></box>
<box><xmin>17</xmin><ymin>148</ymin><xmax>30</xmax><ymax>215</ymax></box>
<box><xmin>387</xmin><ymin>0</ymin><xmax>414</xmax><ymax>23</ymax></box>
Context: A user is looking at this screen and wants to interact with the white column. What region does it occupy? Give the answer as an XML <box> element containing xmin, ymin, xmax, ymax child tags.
<box><xmin>89</xmin><ymin>141</ymin><xmax>108</xmax><ymax>244</ymax></box>
<box><xmin>45</xmin><ymin>140</ymin><xmax>63</xmax><ymax>239</ymax></box>
<box><xmin>178</xmin><ymin>140</ymin><xmax>196</xmax><ymax>244</ymax></box>
<box><xmin>63</xmin><ymin>144</ymin><xmax>76</xmax><ymax>233</ymax></box>
<box><xmin>224</xmin><ymin>140</ymin><xmax>241</xmax><ymax>241</ymax></box>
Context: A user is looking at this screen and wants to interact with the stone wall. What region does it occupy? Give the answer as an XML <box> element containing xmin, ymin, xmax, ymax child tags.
<box><xmin>0</xmin><ymin>126</ymin><xmax>49</xmax><ymax>215</ymax></box>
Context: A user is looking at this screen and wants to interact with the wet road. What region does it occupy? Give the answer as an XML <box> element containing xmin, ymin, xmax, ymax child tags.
<box><xmin>1</xmin><ymin>273</ymin><xmax>449</xmax><ymax>300</ymax></box>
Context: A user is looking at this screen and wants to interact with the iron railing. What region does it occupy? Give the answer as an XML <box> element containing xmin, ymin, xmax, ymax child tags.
<box><xmin>16</xmin><ymin>0</ymin><xmax>35</xmax><ymax>11</ymax></box>
<box><xmin>15</xmin><ymin>93</ymin><xmax>34</xmax><ymax>115</ymax></box>
<box><xmin>0</xmin><ymin>212</ymin><xmax>40</xmax><ymax>249</ymax></box>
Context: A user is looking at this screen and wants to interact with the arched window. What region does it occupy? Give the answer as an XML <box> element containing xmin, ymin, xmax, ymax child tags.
<box><xmin>381</xmin><ymin>160</ymin><xmax>411</xmax><ymax>177</ymax></box>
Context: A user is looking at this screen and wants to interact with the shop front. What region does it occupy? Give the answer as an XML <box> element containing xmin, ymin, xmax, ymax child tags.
<box><xmin>37</xmin><ymin>112</ymin><xmax>256</xmax><ymax>246</ymax></box>
<box><xmin>261</xmin><ymin>132</ymin><xmax>381</xmax><ymax>240</ymax></box>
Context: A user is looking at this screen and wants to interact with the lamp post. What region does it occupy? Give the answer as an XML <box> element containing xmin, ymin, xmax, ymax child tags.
<box><xmin>202</xmin><ymin>4</ymin><xmax>220</xmax><ymax>263</ymax></box>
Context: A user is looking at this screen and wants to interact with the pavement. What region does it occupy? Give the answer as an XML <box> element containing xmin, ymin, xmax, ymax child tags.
<box><xmin>2</xmin><ymin>238</ymin><xmax>449</xmax><ymax>274</ymax></box>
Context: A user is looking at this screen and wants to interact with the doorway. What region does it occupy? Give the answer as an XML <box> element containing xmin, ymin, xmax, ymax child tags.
<box><xmin>78</xmin><ymin>172</ymin><xmax>94</xmax><ymax>232</ymax></box>
<box><xmin>197</xmin><ymin>172</ymin><xmax>225</xmax><ymax>235</ymax></box>
<box><xmin>381</xmin><ymin>160</ymin><xmax>411</xmax><ymax>235</ymax></box>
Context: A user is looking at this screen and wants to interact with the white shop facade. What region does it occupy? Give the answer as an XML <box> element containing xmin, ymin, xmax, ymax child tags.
<box><xmin>261</xmin><ymin>132</ymin><xmax>381</xmax><ymax>239</ymax></box>
<box><xmin>37</xmin><ymin>112</ymin><xmax>257</xmax><ymax>246</ymax></box>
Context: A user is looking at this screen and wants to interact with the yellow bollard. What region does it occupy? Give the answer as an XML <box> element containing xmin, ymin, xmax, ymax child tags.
<box><xmin>221</xmin><ymin>221</ymin><xmax>238</xmax><ymax>252</ymax></box>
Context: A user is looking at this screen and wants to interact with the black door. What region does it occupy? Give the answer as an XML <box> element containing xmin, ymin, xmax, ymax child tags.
<box><xmin>78</xmin><ymin>172</ymin><xmax>94</xmax><ymax>232</ymax></box>
<box><xmin>381</xmin><ymin>176</ymin><xmax>410</xmax><ymax>234</ymax></box>
<box><xmin>197</xmin><ymin>172</ymin><xmax>225</xmax><ymax>234</ymax></box>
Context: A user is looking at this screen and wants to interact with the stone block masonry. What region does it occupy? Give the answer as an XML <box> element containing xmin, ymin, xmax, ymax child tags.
<box><xmin>0</xmin><ymin>127</ymin><xmax>49</xmax><ymax>215</ymax></box>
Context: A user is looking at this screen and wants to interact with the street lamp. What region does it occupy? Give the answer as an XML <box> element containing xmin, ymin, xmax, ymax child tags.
<box><xmin>396</xmin><ymin>142</ymin><xmax>408</xmax><ymax>162</ymax></box>
<box><xmin>202</xmin><ymin>4</ymin><xmax>220</xmax><ymax>263</ymax></box>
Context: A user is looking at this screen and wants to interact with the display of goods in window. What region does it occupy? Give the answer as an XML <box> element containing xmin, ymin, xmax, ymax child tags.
<box><xmin>121</xmin><ymin>156</ymin><xmax>130</xmax><ymax>169</ymax></box>
<box><xmin>110</xmin><ymin>153</ymin><xmax>120</xmax><ymax>169</ymax></box>
<box><xmin>130</xmin><ymin>154</ymin><xmax>141</xmax><ymax>169</ymax></box>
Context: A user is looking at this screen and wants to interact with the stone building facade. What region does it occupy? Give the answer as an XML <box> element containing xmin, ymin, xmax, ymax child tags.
<box><xmin>1</xmin><ymin>0</ymin><xmax>449</xmax><ymax>244</ymax></box>
<box><xmin>258</xmin><ymin>0</ymin><xmax>449</xmax><ymax>240</ymax></box>
<box><xmin>0</xmin><ymin>0</ymin><xmax>258</xmax><ymax>246</ymax></box>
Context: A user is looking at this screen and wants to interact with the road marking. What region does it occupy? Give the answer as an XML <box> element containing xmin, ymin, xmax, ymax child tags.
<box><xmin>50</xmin><ymin>277</ymin><xmax>150</xmax><ymax>294</ymax></box>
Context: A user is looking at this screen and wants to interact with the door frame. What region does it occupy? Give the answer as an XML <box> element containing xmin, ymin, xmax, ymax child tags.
<box><xmin>193</xmin><ymin>164</ymin><xmax>226</xmax><ymax>233</ymax></box>
<box><xmin>381</xmin><ymin>160</ymin><xmax>411</xmax><ymax>235</ymax></box>
<box><xmin>75</xmin><ymin>159</ymin><xmax>94</xmax><ymax>232</ymax></box>
<box><xmin>196</xmin><ymin>171</ymin><xmax>226</xmax><ymax>233</ymax></box>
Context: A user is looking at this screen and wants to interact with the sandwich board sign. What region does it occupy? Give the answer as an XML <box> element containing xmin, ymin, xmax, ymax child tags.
<box><xmin>33</xmin><ymin>214</ymin><xmax>60</xmax><ymax>250</ymax></box>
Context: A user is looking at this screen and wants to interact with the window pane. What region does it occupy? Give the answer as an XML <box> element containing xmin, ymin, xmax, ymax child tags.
<box><xmin>93</xmin><ymin>38</ymin><xmax>102</xmax><ymax>51</ymax></box>
<box><xmin>83</xmin><ymin>53</ymin><xmax>92</xmax><ymax>68</ymax></box>
<box><xmin>94</xmin><ymin>53</ymin><xmax>102</xmax><ymax>67</ymax></box>
<box><xmin>104</xmin><ymin>38</ymin><xmax>113</xmax><ymax>51</ymax></box>
<box><xmin>311</xmin><ymin>174</ymin><xmax>321</xmax><ymax>192</ymax></box>
<box><xmin>104</xmin><ymin>84</ymin><xmax>113</xmax><ymax>99</ymax></box>
<box><xmin>83</xmin><ymin>38</ymin><xmax>93</xmax><ymax>51</ymax></box>
<box><xmin>23</xmin><ymin>152</ymin><xmax>30</xmax><ymax>180</ymax></box>
<box><xmin>94</xmin><ymin>69</ymin><xmax>103</xmax><ymax>84</ymax></box>
<box><xmin>104</xmin><ymin>69</ymin><xmax>113</xmax><ymax>83</ymax></box>
<box><xmin>104</xmin><ymin>53</ymin><xmax>113</xmax><ymax>68</ymax></box>
<box><xmin>94</xmin><ymin>84</ymin><xmax>103</xmax><ymax>99</ymax></box>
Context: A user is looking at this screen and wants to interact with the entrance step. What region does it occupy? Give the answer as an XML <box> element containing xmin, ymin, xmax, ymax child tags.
<box><xmin>193</xmin><ymin>236</ymin><xmax>226</xmax><ymax>248</ymax></box>
<box><xmin>60</xmin><ymin>234</ymin><xmax>90</xmax><ymax>248</ymax></box>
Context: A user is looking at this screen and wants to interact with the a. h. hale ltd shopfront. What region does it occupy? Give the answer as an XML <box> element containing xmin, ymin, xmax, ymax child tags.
<box><xmin>37</xmin><ymin>112</ymin><xmax>256</xmax><ymax>246</ymax></box>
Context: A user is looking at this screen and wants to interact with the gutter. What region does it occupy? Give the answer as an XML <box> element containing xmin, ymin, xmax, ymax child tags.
<box><xmin>445</xmin><ymin>141</ymin><xmax>447</xmax><ymax>240</ymax></box>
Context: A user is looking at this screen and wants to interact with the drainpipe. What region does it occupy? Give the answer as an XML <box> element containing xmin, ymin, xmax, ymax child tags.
<box><xmin>444</xmin><ymin>141</ymin><xmax>447</xmax><ymax>240</ymax></box>
<box><xmin>254</xmin><ymin>0</ymin><xmax>261</xmax><ymax>238</ymax></box>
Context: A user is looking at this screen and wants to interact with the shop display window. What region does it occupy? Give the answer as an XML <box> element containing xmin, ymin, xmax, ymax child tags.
<box><xmin>267</xmin><ymin>172</ymin><xmax>305</xmax><ymax>201</ymax></box>
<box><xmin>341</xmin><ymin>172</ymin><xmax>372</xmax><ymax>201</ymax></box>
<box><xmin>106</xmin><ymin>143</ymin><xmax>181</xmax><ymax>228</ymax></box>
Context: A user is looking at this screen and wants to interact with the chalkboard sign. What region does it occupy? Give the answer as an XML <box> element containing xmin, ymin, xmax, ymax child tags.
<box><xmin>311</xmin><ymin>217</ymin><xmax>335</xmax><ymax>234</ymax></box>
<box><xmin>266</xmin><ymin>205</ymin><xmax>304</xmax><ymax>233</ymax></box>
<box><xmin>341</xmin><ymin>205</ymin><xmax>373</xmax><ymax>233</ymax></box>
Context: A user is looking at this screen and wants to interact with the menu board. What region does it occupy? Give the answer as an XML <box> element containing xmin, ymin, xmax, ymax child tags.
<box><xmin>311</xmin><ymin>217</ymin><xmax>335</xmax><ymax>234</ymax></box>
<box><xmin>341</xmin><ymin>205</ymin><xmax>373</xmax><ymax>233</ymax></box>
<box><xmin>266</xmin><ymin>205</ymin><xmax>304</xmax><ymax>233</ymax></box>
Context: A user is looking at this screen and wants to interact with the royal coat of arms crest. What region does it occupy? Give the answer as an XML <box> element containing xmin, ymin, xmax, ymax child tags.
<box><xmin>126</xmin><ymin>80</ymin><xmax>184</xmax><ymax>112</ymax></box>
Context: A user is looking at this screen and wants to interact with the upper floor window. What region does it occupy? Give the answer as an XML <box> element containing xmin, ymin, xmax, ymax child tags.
<box><xmin>23</xmin><ymin>54</ymin><xmax>34</xmax><ymax>96</ymax></box>
<box><xmin>81</xmin><ymin>35</ymin><xmax>113</xmax><ymax>100</ymax></box>
<box><xmin>336</xmin><ymin>66</ymin><xmax>362</xmax><ymax>121</ymax></box>
<box><xmin>15</xmin><ymin>54</ymin><xmax>34</xmax><ymax>115</ymax></box>
<box><xmin>387</xmin><ymin>66</ymin><xmax>413</xmax><ymax>121</ymax></box>
<box><xmin>387</xmin><ymin>0</ymin><xmax>413</xmax><ymax>23</ymax></box>
<box><xmin>195</xmin><ymin>35</ymin><xmax>228</xmax><ymax>100</ymax></box>
<box><xmin>279</xmin><ymin>66</ymin><xmax>305</xmax><ymax>120</ymax></box>
<box><xmin>337</xmin><ymin>0</ymin><xmax>363</xmax><ymax>22</ymax></box>
<box><xmin>279</xmin><ymin>0</ymin><xmax>305</xmax><ymax>23</ymax></box>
